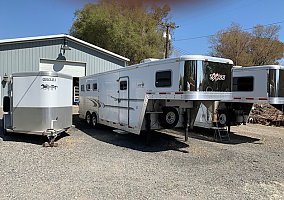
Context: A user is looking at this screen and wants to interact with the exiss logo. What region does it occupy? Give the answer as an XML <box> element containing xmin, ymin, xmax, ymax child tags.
<box><xmin>209</xmin><ymin>73</ymin><xmax>226</xmax><ymax>82</ymax></box>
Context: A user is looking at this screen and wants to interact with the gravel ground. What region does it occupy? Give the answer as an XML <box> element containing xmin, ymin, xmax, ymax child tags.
<box><xmin>0</xmin><ymin>117</ymin><xmax>283</xmax><ymax>200</ymax></box>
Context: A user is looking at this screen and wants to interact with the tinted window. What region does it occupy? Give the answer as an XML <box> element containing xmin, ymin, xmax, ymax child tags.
<box><xmin>156</xmin><ymin>71</ymin><xmax>172</xmax><ymax>87</ymax></box>
<box><xmin>233</xmin><ymin>77</ymin><xmax>254</xmax><ymax>91</ymax></box>
<box><xmin>81</xmin><ymin>84</ymin><xmax>85</xmax><ymax>92</ymax></box>
<box><xmin>86</xmin><ymin>84</ymin><xmax>91</xmax><ymax>91</ymax></box>
<box><xmin>279</xmin><ymin>69</ymin><xmax>284</xmax><ymax>97</ymax></box>
<box><xmin>202</xmin><ymin>61</ymin><xmax>232</xmax><ymax>92</ymax></box>
<box><xmin>93</xmin><ymin>83</ymin><xmax>97</xmax><ymax>91</ymax></box>
<box><xmin>184</xmin><ymin>61</ymin><xmax>197</xmax><ymax>91</ymax></box>
<box><xmin>120</xmin><ymin>81</ymin><xmax>127</xmax><ymax>90</ymax></box>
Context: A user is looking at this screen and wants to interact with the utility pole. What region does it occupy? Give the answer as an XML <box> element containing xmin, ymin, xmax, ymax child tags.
<box><xmin>162</xmin><ymin>23</ymin><xmax>179</xmax><ymax>58</ymax></box>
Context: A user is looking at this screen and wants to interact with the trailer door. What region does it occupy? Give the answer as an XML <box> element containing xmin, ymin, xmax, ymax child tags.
<box><xmin>118</xmin><ymin>77</ymin><xmax>129</xmax><ymax>125</ymax></box>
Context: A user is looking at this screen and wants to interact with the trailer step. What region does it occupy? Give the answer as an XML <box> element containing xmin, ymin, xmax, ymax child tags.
<box><xmin>213</xmin><ymin>126</ymin><xmax>230</xmax><ymax>142</ymax></box>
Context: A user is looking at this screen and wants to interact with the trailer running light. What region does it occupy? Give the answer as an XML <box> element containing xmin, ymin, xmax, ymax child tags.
<box><xmin>234</xmin><ymin>97</ymin><xmax>242</xmax><ymax>100</ymax></box>
<box><xmin>175</xmin><ymin>92</ymin><xmax>184</xmax><ymax>94</ymax></box>
<box><xmin>259</xmin><ymin>98</ymin><xmax>268</xmax><ymax>100</ymax></box>
<box><xmin>246</xmin><ymin>97</ymin><xmax>254</xmax><ymax>100</ymax></box>
<box><xmin>159</xmin><ymin>92</ymin><xmax>171</xmax><ymax>95</ymax></box>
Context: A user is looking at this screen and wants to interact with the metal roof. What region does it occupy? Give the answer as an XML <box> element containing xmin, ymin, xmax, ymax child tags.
<box><xmin>0</xmin><ymin>34</ymin><xmax>130</xmax><ymax>62</ymax></box>
<box><xmin>82</xmin><ymin>54</ymin><xmax>234</xmax><ymax>79</ymax></box>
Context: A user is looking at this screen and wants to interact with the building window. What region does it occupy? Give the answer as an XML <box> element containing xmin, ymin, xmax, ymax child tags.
<box><xmin>155</xmin><ymin>70</ymin><xmax>172</xmax><ymax>87</ymax></box>
<box><xmin>120</xmin><ymin>81</ymin><xmax>127</xmax><ymax>90</ymax></box>
<box><xmin>93</xmin><ymin>83</ymin><xmax>98</xmax><ymax>91</ymax></box>
<box><xmin>86</xmin><ymin>84</ymin><xmax>91</xmax><ymax>91</ymax></box>
<box><xmin>81</xmin><ymin>84</ymin><xmax>85</xmax><ymax>92</ymax></box>
<box><xmin>233</xmin><ymin>77</ymin><xmax>254</xmax><ymax>91</ymax></box>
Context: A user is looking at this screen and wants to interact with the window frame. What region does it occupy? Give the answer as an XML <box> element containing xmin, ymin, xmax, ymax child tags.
<box><xmin>86</xmin><ymin>83</ymin><xmax>91</xmax><ymax>91</ymax></box>
<box><xmin>232</xmin><ymin>76</ymin><xmax>254</xmax><ymax>92</ymax></box>
<box><xmin>93</xmin><ymin>83</ymin><xmax>98</xmax><ymax>91</ymax></box>
<box><xmin>120</xmin><ymin>80</ymin><xmax>128</xmax><ymax>90</ymax></box>
<box><xmin>80</xmin><ymin>84</ymin><xmax>85</xmax><ymax>92</ymax></box>
<box><xmin>155</xmin><ymin>70</ymin><xmax>172</xmax><ymax>88</ymax></box>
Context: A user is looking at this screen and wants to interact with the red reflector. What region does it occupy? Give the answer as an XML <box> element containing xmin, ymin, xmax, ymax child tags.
<box><xmin>234</xmin><ymin>97</ymin><xmax>241</xmax><ymax>100</ymax></box>
<box><xmin>259</xmin><ymin>98</ymin><xmax>268</xmax><ymax>100</ymax></box>
<box><xmin>246</xmin><ymin>97</ymin><xmax>254</xmax><ymax>100</ymax></box>
<box><xmin>159</xmin><ymin>92</ymin><xmax>167</xmax><ymax>94</ymax></box>
<box><xmin>175</xmin><ymin>92</ymin><xmax>183</xmax><ymax>94</ymax></box>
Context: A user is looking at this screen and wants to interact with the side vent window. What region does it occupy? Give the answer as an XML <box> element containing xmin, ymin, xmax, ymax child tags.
<box><xmin>86</xmin><ymin>84</ymin><xmax>91</xmax><ymax>91</ymax></box>
<box><xmin>155</xmin><ymin>70</ymin><xmax>172</xmax><ymax>87</ymax></box>
<box><xmin>93</xmin><ymin>83</ymin><xmax>98</xmax><ymax>91</ymax></box>
<box><xmin>233</xmin><ymin>77</ymin><xmax>254</xmax><ymax>91</ymax></box>
<box><xmin>120</xmin><ymin>81</ymin><xmax>127</xmax><ymax>90</ymax></box>
<box><xmin>81</xmin><ymin>84</ymin><xmax>85</xmax><ymax>92</ymax></box>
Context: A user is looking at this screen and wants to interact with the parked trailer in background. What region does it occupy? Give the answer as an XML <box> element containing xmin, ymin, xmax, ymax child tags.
<box><xmin>79</xmin><ymin>55</ymin><xmax>248</xmax><ymax>140</ymax></box>
<box><xmin>224</xmin><ymin>65</ymin><xmax>284</xmax><ymax>126</ymax></box>
<box><xmin>2</xmin><ymin>71</ymin><xmax>73</xmax><ymax>146</ymax></box>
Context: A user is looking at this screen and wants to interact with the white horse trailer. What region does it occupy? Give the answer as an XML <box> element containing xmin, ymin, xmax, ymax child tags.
<box><xmin>2</xmin><ymin>71</ymin><xmax>73</xmax><ymax>146</ymax></box>
<box><xmin>79</xmin><ymin>55</ymin><xmax>240</xmax><ymax>140</ymax></box>
<box><xmin>224</xmin><ymin>65</ymin><xmax>284</xmax><ymax>125</ymax></box>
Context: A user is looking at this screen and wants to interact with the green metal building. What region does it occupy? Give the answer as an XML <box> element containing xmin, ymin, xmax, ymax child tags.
<box><xmin>0</xmin><ymin>34</ymin><xmax>129</xmax><ymax>105</ymax></box>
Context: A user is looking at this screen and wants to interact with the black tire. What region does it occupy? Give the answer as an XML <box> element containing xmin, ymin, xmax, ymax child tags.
<box><xmin>91</xmin><ymin>113</ymin><xmax>98</xmax><ymax>127</ymax></box>
<box><xmin>159</xmin><ymin>107</ymin><xmax>179</xmax><ymax>129</ymax></box>
<box><xmin>86</xmin><ymin>112</ymin><xmax>92</xmax><ymax>125</ymax></box>
<box><xmin>2</xmin><ymin>119</ymin><xmax>8</xmax><ymax>136</ymax></box>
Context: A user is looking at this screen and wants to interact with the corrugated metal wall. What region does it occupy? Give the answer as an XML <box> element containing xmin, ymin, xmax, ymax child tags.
<box><xmin>0</xmin><ymin>38</ymin><xmax>127</xmax><ymax>105</ymax></box>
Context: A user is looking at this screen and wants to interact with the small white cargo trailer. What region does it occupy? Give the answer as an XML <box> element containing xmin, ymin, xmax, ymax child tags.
<box><xmin>2</xmin><ymin>71</ymin><xmax>73</xmax><ymax>146</ymax></box>
<box><xmin>79</xmin><ymin>55</ymin><xmax>242</xmax><ymax>140</ymax></box>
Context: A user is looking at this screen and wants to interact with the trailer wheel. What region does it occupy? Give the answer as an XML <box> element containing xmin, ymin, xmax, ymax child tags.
<box><xmin>91</xmin><ymin>113</ymin><xmax>98</xmax><ymax>127</ymax></box>
<box><xmin>159</xmin><ymin>107</ymin><xmax>179</xmax><ymax>129</ymax></box>
<box><xmin>219</xmin><ymin>113</ymin><xmax>227</xmax><ymax>125</ymax></box>
<box><xmin>86</xmin><ymin>112</ymin><xmax>92</xmax><ymax>125</ymax></box>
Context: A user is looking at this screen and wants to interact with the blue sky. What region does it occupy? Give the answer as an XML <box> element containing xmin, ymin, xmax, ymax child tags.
<box><xmin>0</xmin><ymin>0</ymin><xmax>283</xmax><ymax>63</ymax></box>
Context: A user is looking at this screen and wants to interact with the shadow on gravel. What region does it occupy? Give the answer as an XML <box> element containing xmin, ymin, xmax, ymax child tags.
<box><xmin>185</xmin><ymin>127</ymin><xmax>260</xmax><ymax>145</ymax></box>
<box><xmin>73</xmin><ymin>115</ymin><xmax>189</xmax><ymax>153</ymax></box>
<box><xmin>0</xmin><ymin>119</ymin><xmax>70</xmax><ymax>145</ymax></box>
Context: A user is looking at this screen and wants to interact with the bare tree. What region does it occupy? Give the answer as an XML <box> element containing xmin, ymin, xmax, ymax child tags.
<box><xmin>210</xmin><ymin>23</ymin><xmax>284</xmax><ymax>66</ymax></box>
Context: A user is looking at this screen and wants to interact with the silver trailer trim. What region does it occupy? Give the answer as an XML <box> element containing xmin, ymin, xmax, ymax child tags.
<box><xmin>11</xmin><ymin>107</ymin><xmax>72</xmax><ymax>133</ymax></box>
<box><xmin>12</xmin><ymin>71</ymin><xmax>73</xmax><ymax>80</ymax></box>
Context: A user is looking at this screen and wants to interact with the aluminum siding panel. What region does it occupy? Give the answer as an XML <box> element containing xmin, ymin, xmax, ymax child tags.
<box><xmin>0</xmin><ymin>38</ymin><xmax>126</xmax><ymax>105</ymax></box>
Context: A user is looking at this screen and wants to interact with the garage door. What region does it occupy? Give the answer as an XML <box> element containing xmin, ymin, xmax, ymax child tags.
<box><xmin>39</xmin><ymin>59</ymin><xmax>86</xmax><ymax>77</ymax></box>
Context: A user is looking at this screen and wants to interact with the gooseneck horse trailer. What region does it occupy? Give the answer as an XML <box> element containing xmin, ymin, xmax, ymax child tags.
<box><xmin>79</xmin><ymin>55</ymin><xmax>244</xmax><ymax>140</ymax></box>
<box><xmin>226</xmin><ymin>65</ymin><xmax>284</xmax><ymax>125</ymax></box>
<box><xmin>2</xmin><ymin>71</ymin><xmax>73</xmax><ymax>146</ymax></box>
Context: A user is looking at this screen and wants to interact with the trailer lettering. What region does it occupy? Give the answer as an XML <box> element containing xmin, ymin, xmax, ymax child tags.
<box><xmin>209</xmin><ymin>73</ymin><xmax>226</xmax><ymax>81</ymax></box>
<box><xmin>43</xmin><ymin>78</ymin><xmax>56</xmax><ymax>82</ymax></box>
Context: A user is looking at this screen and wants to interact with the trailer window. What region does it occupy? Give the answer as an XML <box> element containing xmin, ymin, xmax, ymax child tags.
<box><xmin>81</xmin><ymin>84</ymin><xmax>85</xmax><ymax>92</ymax></box>
<box><xmin>233</xmin><ymin>77</ymin><xmax>254</xmax><ymax>91</ymax></box>
<box><xmin>120</xmin><ymin>81</ymin><xmax>127</xmax><ymax>90</ymax></box>
<box><xmin>155</xmin><ymin>71</ymin><xmax>172</xmax><ymax>87</ymax></box>
<box><xmin>86</xmin><ymin>84</ymin><xmax>91</xmax><ymax>91</ymax></box>
<box><xmin>93</xmin><ymin>83</ymin><xmax>97</xmax><ymax>91</ymax></box>
<box><xmin>279</xmin><ymin>70</ymin><xmax>284</xmax><ymax>97</ymax></box>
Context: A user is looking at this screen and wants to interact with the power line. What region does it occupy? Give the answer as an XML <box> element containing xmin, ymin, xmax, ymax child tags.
<box><xmin>174</xmin><ymin>20</ymin><xmax>284</xmax><ymax>42</ymax></box>
<box><xmin>173</xmin><ymin>46</ymin><xmax>190</xmax><ymax>55</ymax></box>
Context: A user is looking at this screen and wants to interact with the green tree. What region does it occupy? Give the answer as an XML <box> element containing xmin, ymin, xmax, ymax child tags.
<box><xmin>70</xmin><ymin>0</ymin><xmax>171</xmax><ymax>64</ymax></box>
<box><xmin>209</xmin><ymin>23</ymin><xmax>284</xmax><ymax>66</ymax></box>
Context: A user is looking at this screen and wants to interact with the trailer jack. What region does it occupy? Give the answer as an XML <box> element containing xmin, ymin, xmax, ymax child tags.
<box><xmin>43</xmin><ymin>129</ymin><xmax>59</xmax><ymax>147</ymax></box>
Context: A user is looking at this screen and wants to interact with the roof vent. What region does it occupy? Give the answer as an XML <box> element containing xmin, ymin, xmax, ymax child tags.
<box><xmin>140</xmin><ymin>58</ymin><xmax>160</xmax><ymax>63</ymax></box>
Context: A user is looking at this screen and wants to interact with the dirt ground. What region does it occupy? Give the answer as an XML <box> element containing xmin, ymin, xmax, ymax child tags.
<box><xmin>0</xmin><ymin>117</ymin><xmax>283</xmax><ymax>200</ymax></box>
